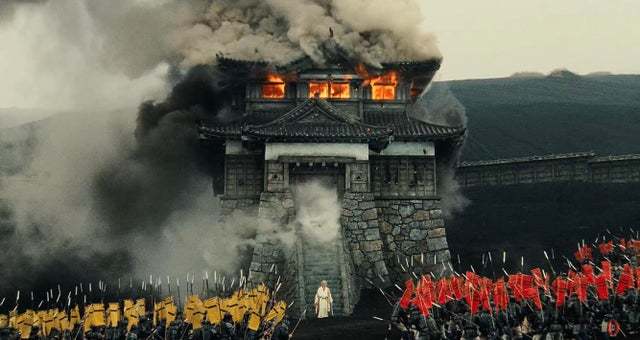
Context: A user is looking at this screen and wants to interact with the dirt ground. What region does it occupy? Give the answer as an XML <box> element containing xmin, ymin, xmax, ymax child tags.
<box><xmin>293</xmin><ymin>289</ymin><xmax>401</xmax><ymax>339</ymax></box>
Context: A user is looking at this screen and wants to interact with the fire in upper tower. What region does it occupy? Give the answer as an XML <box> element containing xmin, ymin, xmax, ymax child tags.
<box><xmin>214</xmin><ymin>47</ymin><xmax>442</xmax><ymax>108</ymax></box>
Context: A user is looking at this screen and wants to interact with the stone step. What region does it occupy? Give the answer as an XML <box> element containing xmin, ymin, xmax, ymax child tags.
<box><xmin>299</xmin><ymin>236</ymin><xmax>346</xmax><ymax>316</ymax></box>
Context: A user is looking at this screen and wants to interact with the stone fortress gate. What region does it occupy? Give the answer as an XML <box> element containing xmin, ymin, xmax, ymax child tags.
<box><xmin>198</xmin><ymin>55</ymin><xmax>465</xmax><ymax>317</ymax></box>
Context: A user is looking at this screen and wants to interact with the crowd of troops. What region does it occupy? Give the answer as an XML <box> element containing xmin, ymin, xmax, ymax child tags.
<box><xmin>0</xmin><ymin>283</ymin><xmax>292</xmax><ymax>340</ymax></box>
<box><xmin>390</xmin><ymin>236</ymin><xmax>640</xmax><ymax>339</ymax></box>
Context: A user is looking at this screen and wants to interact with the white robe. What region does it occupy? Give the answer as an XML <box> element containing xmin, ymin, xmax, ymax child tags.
<box><xmin>314</xmin><ymin>286</ymin><xmax>333</xmax><ymax>318</ymax></box>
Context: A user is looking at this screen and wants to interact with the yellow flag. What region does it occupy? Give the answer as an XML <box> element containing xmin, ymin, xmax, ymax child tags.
<box><xmin>9</xmin><ymin>310</ymin><xmax>18</xmax><ymax>328</ymax></box>
<box><xmin>204</xmin><ymin>297</ymin><xmax>221</xmax><ymax>325</ymax></box>
<box><xmin>18</xmin><ymin>311</ymin><xmax>35</xmax><ymax>339</ymax></box>
<box><xmin>43</xmin><ymin>309</ymin><xmax>56</xmax><ymax>335</ymax></box>
<box><xmin>247</xmin><ymin>312</ymin><xmax>261</xmax><ymax>332</ymax></box>
<box><xmin>188</xmin><ymin>296</ymin><xmax>205</xmax><ymax>330</ymax></box>
<box><xmin>50</xmin><ymin>309</ymin><xmax>61</xmax><ymax>332</ymax></box>
<box><xmin>135</xmin><ymin>299</ymin><xmax>146</xmax><ymax>316</ymax></box>
<box><xmin>162</xmin><ymin>296</ymin><xmax>174</xmax><ymax>320</ymax></box>
<box><xmin>108</xmin><ymin>303</ymin><xmax>120</xmax><ymax>328</ymax></box>
<box><xmin>35</xmin><ymin>310</ymin><xmax>47</xmax><ymax>335</ymax></box>
<box><xmin>184</xmin><ymin>295</ymin><xmax>200</xmax><ymax>323</ymax></box>
<box><xmin>90</xmin><ymin>304</ymin><xmax>106</xmax><ymax>327</ymax></box>
<box><xmin>70</xmin><ymin>306</ymin><xmax>81</xmax><ymax>326</ymax></box>
<box><xmin>165</xmin><ymin>302</ymin><xmax>177</xmax><ymax>325</ymax></box>
<box><xmin>0</xmin><ymin>314</ymin><xmax>8</xmax><ymax>328</ymax></box>
<box><xmin>83</xmin><ymin>305</ymin><xmax>93</xmax><ymax>334</ymax></box>
<box><xmin>152</xmin><ymin>301</ymin><xmax>164</xmax><ymax>326</ymax></box>
<box><xmin>57</xmin><ymin>310</ymin><xmax>70</xmax><ymax>331</ymax></box>
<box><xmin>123</xmin><ymin>300</ymin><xmax>139</xmax><ymax>331</ymax></box>
<box><xmin>264</xmin><ymin>301</ymin><xmax>287</xmax><ymax>324</ymax></box>
<box><xmin>225</xmin><ymin>294</ymin><xmax>244</xmax><ymax>323</ymax></box>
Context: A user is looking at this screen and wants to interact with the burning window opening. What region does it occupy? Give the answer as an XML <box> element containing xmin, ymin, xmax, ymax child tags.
<box><xmin>369</xmin><ymin>71</ymin><xmax>398</xmax><ymax>100</ymax></box>
<box><xmin>262</xmin><ymin>74</ymin><xmax>285</xmax><ymax>99</ymax></box>
<box><xmin>308</xmin><ymin>81</ymin><xmax>350</xmax><ymax>99</ymax></box>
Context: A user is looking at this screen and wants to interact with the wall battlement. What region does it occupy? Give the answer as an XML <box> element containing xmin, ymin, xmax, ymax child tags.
<box><xmin>456</xmin><ymin>152</ymin><xmax>640</xmax><ymax>188</ymax></box>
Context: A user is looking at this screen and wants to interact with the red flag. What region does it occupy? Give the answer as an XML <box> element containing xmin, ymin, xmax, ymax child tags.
<box><xmin>595</xmin><ymin>274</ymin><xmax>609</xmax><ymax>301</ymax></box>
<box><xmin>628</xmin><ymin>240</ymin><xmax>640</xmax><ymax>252</ymax></box>
<box><xmin>412</xmin><ymin>276</ymin><xmax>433</xmax><ymax>316</ymax></box>
<box><xmin>552</xmin><ymin>277</ymin><xmax>568</xmax><ymax>308</ymax></box>
<box><xmin>574</xmin><ymin>245</ymin><xmax>593</xmax><ymax>262</ymax></box>
<box><xmin>582</xmin><ymin>264</ymin><xmax>595</xmax><ymax>286</ymax></box>
<box><xmin>575</xmin><ymin>274</ymin><xmax>588</xmax><ymax>303</ymax></box>
<box><xmin>523</xmin><ymin>287</ymin><xmax>542</xmax><ymax>310</ymax></box>
<box><xmin>436</xmin><ymin>278</ymin><xmax>452</xmax><ymax>305</ymax></box>
<box><xmin>478</xmin><ymin>280</ymin><xmax>492</xmax><ymax>312</ymax></box>
<box><xmin>598</xmin><ymin>241</ymin><xmax>614</xmax><ymax>255</ymax></box>
<box><xmin>399</xmin><ymin>279</ymin><xmax>414</xmax><ymax>309</ymax></box>
<box><xmin>601</xmin><ymin>260</ymin><xmax>612</xmax><ymax>281</ymax></box>
<box><xmin>567</xmin><ymin>271</ymin><xmax>577</xmax><ymax>297</ymax></box>
<box><xmin>616</xmin><ymin>264</ymin><xmax>634</xmax><ymax>296</ymax></box>
<box><xmin>508</xmin><ymin>274</ymin><xmax>524</xmax><ymax>302</ymax></box>
<box><xmin>493</xmin><ymin>279</ymin><xmax>509</xmax><ymax>311</ymax></box>
<box><xmin>619</xmin><ymin>238</ymin><xmax>627</xmax><ymax>250</ymax></box>
<box><xmin>451</xmin><ymin>276</ymin><xmax>463</xmax><ymax>300</ymax></box>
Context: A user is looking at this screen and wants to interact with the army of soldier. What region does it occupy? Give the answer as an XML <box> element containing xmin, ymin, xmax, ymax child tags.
<box><xmin>389</xmin><ymin>234</ymin><xmax>640</xmax><ymax>339</ymax></box>
<box><xmin>0</xmin><ymin>280</ymin><xmax>292</xmax><ymax>340</ymax></box>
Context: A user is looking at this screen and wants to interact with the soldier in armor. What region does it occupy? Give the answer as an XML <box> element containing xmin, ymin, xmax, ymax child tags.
<box><xmin>0</xmin><ymin>326</ymin><xmax>18</xmax><ymax>340</ymax></box>
<box><xmin>218</xmin><ymin>314</ymin><xmax>235</xmax><ymax>340</ymax></box>
<box><xmin>461</xmin><ymin>312</ymin><xmax>478</xmax><ymax>340</ymax></box>
<box><xmin>271</xmin><ymin>319</ymin><xmax>290</xmax><ymax>340</ymax></box>
<box><xmin>126</xmin><ymin>325</ymin><xmax>138</xmax><ymax>340</ymax></box>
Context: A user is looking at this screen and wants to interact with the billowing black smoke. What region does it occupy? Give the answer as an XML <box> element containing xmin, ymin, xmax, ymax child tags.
<box><xmin>92</xmin><ymin>66</ymin><xmax>228</xmax><ymax>235</ymax></box>
<box><xmin>0</xmin><ymin>66</ymin><xmax>233</xmax><ymax>300</ymax></box>
<box><xmin>0</xmin><ymin>0</ymin><xmax>456</xmax><ymax>304</ymax></box>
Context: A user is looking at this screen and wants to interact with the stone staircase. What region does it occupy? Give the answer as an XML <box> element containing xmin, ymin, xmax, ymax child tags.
<box><xmin>301</xmin><ymin>236</ymin><xmax>345</xmax><ymax>316</ymax></box>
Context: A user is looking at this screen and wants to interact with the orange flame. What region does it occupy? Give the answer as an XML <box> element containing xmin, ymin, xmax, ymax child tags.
<box><xmin>356</xmin><ymin>64</ymin><xmax>398</xmax><ymax>100</ymax></box>
<box><xmin>369</xmin><ymin>71</ymin><xmax>398</xmax><ymax>100</ymax></box>
<box><xmin>262</xmin><ymin>74</ymin><xmax>285</xmax><ymax>99</ymax></box>
<box><xmin>308</xmin><ymin>81</ymin><xmax>350</xmax><ymax>99</ymax></box>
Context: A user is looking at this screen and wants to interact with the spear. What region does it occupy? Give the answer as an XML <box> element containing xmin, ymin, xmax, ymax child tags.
<box><xmin>167</xmin><ymin>276</ymin><xmax>172</xmax><ymax>295</ymax></box>
<box><xmin>544</xmin><ymin>250</ymin><xmax>556</xmax><ymax>275</ymax></box>
<box><xmin>288</xmin><ymin>308</ymin><xmax>307</xmax><ymax>338</ymax></box>
<box><xmin>205</xmin><ymin>271</ymin><xmax>209</xmax><ymax>298</ymax></box>
<box><xmin>176</xmin><ymin>278</ymin><xmax>182</xmax><ymax>312</ymax></box>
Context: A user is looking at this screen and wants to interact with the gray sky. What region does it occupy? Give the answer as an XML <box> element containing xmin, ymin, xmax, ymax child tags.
<box><xmin>421</xmin><ymin>0</ymin><xmax>640</xmax><ymax>80</ymax></box>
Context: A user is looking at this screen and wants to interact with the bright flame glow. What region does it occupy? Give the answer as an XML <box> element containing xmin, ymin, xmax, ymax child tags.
<box><xmin>356</xmin><ymin>64</ymin><xmax>398</xmax><ymax>101</ymax></box>
<box><xmin>330</xmin><ymin>83</ymin><xmax>350</xmax><ymax>98</ymax></box>
<box><xmin>369</xmin><ymin>71</ymin><xmax>397</xmax><ymax>100</ymax></box>
<box><xmin>262</xmin><ymin>74</ymin><xmax>285</xmax><ymax>99</ymax></box>
<box><xmin>308</xmin><ymin>81</ymin><xmax>350</xmax><ymax>99</ymax></box>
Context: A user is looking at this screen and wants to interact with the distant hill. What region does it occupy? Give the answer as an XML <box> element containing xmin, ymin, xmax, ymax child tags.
<box><xmin>440</xmin><ymin>73</ymin><xmax>640</xmax><ymax>161</ymax></box>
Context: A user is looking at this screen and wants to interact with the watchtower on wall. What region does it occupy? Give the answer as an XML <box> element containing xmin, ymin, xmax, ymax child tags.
<box><xmin>198</xmin><ymin>55</ymin><xmax>465</xmax><ymax>316</ymax></box>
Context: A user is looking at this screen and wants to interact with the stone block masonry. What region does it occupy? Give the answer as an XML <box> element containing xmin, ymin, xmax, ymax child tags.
<box><xmin>376</xmin><ymin>198</ymin><xmax>451</xmax><ymax>277</ymax></box>
<box><xmin>340</xmin><ymin>192</ymin><xmax>390</xmax><ymax>285</ymax></box>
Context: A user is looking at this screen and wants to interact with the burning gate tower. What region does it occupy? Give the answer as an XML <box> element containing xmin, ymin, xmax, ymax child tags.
<box><xmin>198</xmin><ymin>55</ymin><xmax>465</xmax><ymax>316</ymax></box>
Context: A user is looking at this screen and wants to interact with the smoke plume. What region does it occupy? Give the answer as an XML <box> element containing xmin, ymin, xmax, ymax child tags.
<box><xmin>292</xmin><ymin>180</ymin><xmax>342</xmax><ymax>243</ymax></box>
<box><xmin>172</xmin><ymin>0</ymin><xmax>440</xmax><ymax>68</ymax></box>
<box><xmin>410</xmin><ymin>82</ymin><xmax>470</xmax><ymax>217</ymax></box>
<box><xmin>0</xmin><ymin>0</ymin><xmax>447</xmax><ymax>298</ymax></box>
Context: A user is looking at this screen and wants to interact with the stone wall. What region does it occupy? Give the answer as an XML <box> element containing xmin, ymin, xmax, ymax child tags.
<box><xmin>457</xmin><ymin>152</ymin><xmax>640</xmax><ymax>188</ymax></box>
<box><xmin>248</xmin><ymin>191</ymin><xmax>295</xmax><ymax>284</ymax></box>
<box><xmin>340</xmin><ymin>192</ymin><xmax>389</xmax><ymax>285</ymax></box>
<box><xmin>376</xmin><ymin>199</ymin><xmax>450</xmax><ymax>276</ymax></box>
<box><xmin>220</xmin><ymin>198</ymin><xmax>259</xmax><ymax>216</ymax></box>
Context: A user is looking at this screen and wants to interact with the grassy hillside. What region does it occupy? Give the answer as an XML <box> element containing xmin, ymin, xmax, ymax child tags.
<box><xmin>447</xmin><ymin>182</ymin><xmax>640</xmax><ymax>274</ymax></box>
<box><xmin>442</xmin><ymin>73</ymin><xmax>640</xmax><ymax>161</ymax></box>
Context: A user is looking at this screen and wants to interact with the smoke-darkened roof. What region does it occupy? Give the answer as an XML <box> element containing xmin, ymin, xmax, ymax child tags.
<box><xmin>198</xmin><ymin>99</ymin><xmax>464</xmax><ymax>144</ymax></box>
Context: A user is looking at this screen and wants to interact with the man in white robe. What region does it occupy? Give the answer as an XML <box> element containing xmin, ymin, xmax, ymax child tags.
<box><xmin>314</xmin><ymin>280</ymin><xmax>333</xmax><ymax>318</ymax></box>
